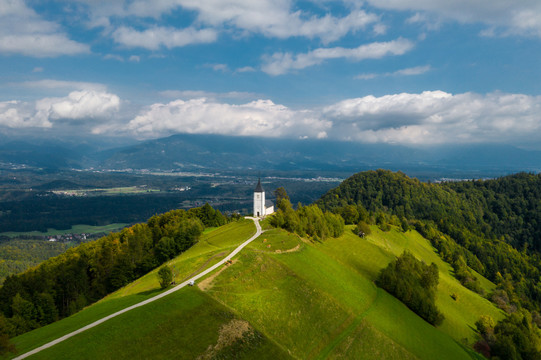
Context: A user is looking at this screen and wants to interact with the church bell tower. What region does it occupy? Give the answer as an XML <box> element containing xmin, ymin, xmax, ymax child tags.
<box><xmin>253</xmin><ymin>178</ymin><xmax>265</xmax><ymax>217</ymax></box>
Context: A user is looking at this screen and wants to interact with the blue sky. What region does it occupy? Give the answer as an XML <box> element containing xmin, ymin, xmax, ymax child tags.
<box><xmin>1</xmin><ymin>0</ymin><xmax>541</xmax><ymax>149</ymax></box>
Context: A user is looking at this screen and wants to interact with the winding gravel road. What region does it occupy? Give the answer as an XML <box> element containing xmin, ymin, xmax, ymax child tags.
<box><xmin>13</xmin><ymin>217</ymin><xmax>262</xmax><ymax>360</ymax></box>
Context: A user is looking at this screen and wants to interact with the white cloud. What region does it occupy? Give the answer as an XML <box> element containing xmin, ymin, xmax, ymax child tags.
<box><xmin>262</xmin><ymin>38</ymin><xmax>414</xmax><ymax>75</ymax></box>
<box><xmin>355</xmin><ymin>65</ymin><xmax>431</xmax><ymax>79</ymax></box>
<box><xmin>405</xmin><ymin>12</ymin><xmax>442</xmax><ymax>31</ymax></box>
<box><xmin>103</xmin><ymin>97</ymin><xmax>330</xmax><ymax>139</ymax></box>
<box><xmin>204</xmin><ymin>63</ymin><xmax>229</xmax><ymax>72</ymax></box>
<box><xmin>179</xmin><ymin>2</ymin><xmax>379</xmax><ymax>43</ymax></box>
<box><xmin>97</xmin><ymin>90</ymin><xmax>541</xmax><ymax>147</ymax></box>
<box><xmin>128</xmin><ymin>55</ymin><xmax>140</xmax><ymax>62</ymax></box>
<box><xmin>0</xmin><ymin>100</ymin><xmax>51</xmax><ymax>128</ymax></box>
<box><xmin>80</xmin><ymin>0</ymin><xmax>381</xmax><ymax>43</ymax></box>
<box><xmin>236</xmin><ymin>66</ymin><xmax>256</xmax><ymax>73</ymax></box>
<box><xmin>372</xmin><ymin>23</ymin><xmax>387</xmax><ymax>35</ymax></box>
<box><xmin>394</xmin><ymin>65</ymin><xmax>431</xmax><ymax>76</ymax></box>
<box><xmin>0</xmin><ymin>0</ymin><xmax>89</xmax><ymax>57</ymax></box>
<box><xmin>323</xmin><ymin>91</ymin><xmax>541</xmax><ymax>145</ymax></box>
<box><xmin>4</xmin><ymin>87</ymin><xmax>541</xmax><ymax>148</ymax></box>
<box><xmin>104</xmin><ymin>54</ymin><xmax>125</xmax><ymax>61</ymax></box>
<box><xmin>35</xmin><ymin>90</ymin><xmax>120</xmax><ymax>122</ymax></box>
<box><xmin>112</xmin><ymin>26</ymin><xmax>217</xmax><ymax>50</ymax></box>
<box><xmin>368</xmin><ymin>0</ymin><xmax>541</xmax><ymax>37</ymax></box>
<box><xmin>355</xmin><ymin>73</ymin><xmax>378</xmax><ymax>80</ymax></box>
<box><xmin>0</xmin><ymin>90</ymin><xmax>121</xmax><ymax>130</ymax></box>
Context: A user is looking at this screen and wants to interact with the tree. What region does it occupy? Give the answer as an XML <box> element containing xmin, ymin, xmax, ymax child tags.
<box><xmin>355</xmin><ymin>221</ymin><xmax>371</xmax><ymax>237</ymax></box>
<box><xmin>274</xmin><ymin>187</ymin><xmax>290</xmax><ymax>204</ymax></box>
<box><xmin>157</xmin><ymin>265</ymin><xmax>173</xmax><ymax>289</ymax></box>
<box><xmin>475</xmin><ymin>315</ymin><xmax>495</xmax><ymax>336</ymax></box>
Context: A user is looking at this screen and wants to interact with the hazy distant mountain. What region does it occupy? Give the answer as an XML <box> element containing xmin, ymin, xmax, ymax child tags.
<box><xmin>96</xmin><ymin>134</ymin><xmax>541</xmax><ymax>175</ymax></box>
<box><xmin>0</xmin><ymin>136</ymin><xmax>136</xmax><ymax>170</ymax></box>
<box><xmin>97</xmin><ymin>134</ymin><xmax>420</xmax><ymax>172</ymax></box>
<box><xmin>1</xmin><ymin>133</ymin><xmax>541</xmax><ymax>176</ymax></box>
<box><xmin>0</xmin><ymin>140</ymin><xmax>84</xmax><ymax>169</ymax></box>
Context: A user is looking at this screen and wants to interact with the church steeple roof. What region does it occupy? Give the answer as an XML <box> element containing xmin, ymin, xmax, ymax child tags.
<box><xmin>254</xmin><ymin>178</ymin><xmax>264</xmax><ymax>192</ymax></box>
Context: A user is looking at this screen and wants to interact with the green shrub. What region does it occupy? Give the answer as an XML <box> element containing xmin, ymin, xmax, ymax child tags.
<box><xmin>355</xmin><ymin>221</ymin><xmax>371</xmax><ymax>237</ymax></box>
<box><xmin>157</xmin><ymin>266</ymin><xmax>173</xmax><ymax>289</ymax></box>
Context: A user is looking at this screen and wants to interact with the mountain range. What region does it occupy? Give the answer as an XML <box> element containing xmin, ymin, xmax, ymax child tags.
<box><xmin>1</xmin><ymin>134</ymin><xmax>541</xmax><ymax>177</ymax></box>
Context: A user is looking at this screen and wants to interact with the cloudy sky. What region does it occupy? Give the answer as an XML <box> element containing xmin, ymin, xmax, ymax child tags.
<box><xmin>1</xmin><ymin>0</ymin><xmax>541</xmax><ymax>148</ymax></box>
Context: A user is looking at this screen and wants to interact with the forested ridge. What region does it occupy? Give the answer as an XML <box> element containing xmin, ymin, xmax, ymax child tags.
<box><xmin>317</xmin><ymin>170</ymin><xmax>541</xmax><ymax>359</ymax></box>
<box><xmin>319</xmin><ymin>170</ymin><xmax>541</xmax><ymax>252</ymax></box>
<box><xmin>317</xmin><ymin>170</ymin><xmax>541</xmax><ymax>305</ymax></box>
<box><xmin>0</xmin><ymin>203</ymin><xmax>229</xmax><ymax>343</ymax></box>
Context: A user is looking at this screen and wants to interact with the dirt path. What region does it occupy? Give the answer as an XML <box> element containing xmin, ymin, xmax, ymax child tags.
<box><xmin>13</xmin><ymin>217</ymin><xmax>262</xmax><ymax>360</ymax></box>
<box><xmin>275</xmin><ymin>244</ymin><xmax>301</xmax><ymax>254</ymax></box>
<box><xmin>197</xmin><ymin>259</ymin><xmax>237</xmax><ymax>291</ymax></box>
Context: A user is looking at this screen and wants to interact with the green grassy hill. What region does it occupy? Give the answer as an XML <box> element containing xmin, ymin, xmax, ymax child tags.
<box><xmin>7</xmin><ymin>218</ymin><xmax>503</xmax><ymax>359</ymax></box>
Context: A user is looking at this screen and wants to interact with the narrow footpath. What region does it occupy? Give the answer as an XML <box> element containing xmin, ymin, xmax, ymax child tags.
<box><xmin>13</xmin><ymin>217</ymin><xmax>262</xmax><ymax>360</ymax></box>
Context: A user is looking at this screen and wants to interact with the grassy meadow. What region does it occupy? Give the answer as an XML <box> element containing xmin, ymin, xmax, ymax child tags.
<box><xmin>7</xmin><ymin>219</ymin><xmax>502</xmax><ymax>359</ymax></box>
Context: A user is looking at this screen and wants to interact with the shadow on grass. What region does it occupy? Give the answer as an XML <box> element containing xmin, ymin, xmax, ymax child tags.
<box><xmin>136</xmin><ymin>287</ymin><xmax>163</xmax><ymax>297</ymax></box>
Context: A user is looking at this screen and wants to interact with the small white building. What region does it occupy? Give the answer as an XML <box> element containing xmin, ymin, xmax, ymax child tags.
<box><xmin>253</xmin><ymin>178</ymin><xmax>274</xmax><ymax>217</ymax></box>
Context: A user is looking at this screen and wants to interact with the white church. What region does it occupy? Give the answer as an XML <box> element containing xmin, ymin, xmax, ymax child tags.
<box><xmin>253</xmin><ymin>178</ymin><xmax>274</xmax><ymax>217</ymax></box>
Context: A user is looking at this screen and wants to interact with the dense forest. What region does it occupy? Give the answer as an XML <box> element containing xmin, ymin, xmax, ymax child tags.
<box><xmin>318</xmin><ymin>170</ymin><xmax>541</xmax><ymax>251</ymax></box>
<box><xmin>0</xmin><ymin>204</ymin><xmax>228</xmax><ymax>340</ymax></box>
<box><xmin>0</xmin><ymin>241</ymin><xmax>70</xmax><ymax>284</ymax></box>
<box><xmin>0</xmin><ymin>194</ymin><xmax>210</xmax><ymax>233</ymax></box>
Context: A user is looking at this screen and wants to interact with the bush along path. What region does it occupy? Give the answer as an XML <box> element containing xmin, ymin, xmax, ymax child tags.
<box><xmin>13</xmin><ymin>217</ymin><xmax>262</xmax><ymax>360</ymax></box>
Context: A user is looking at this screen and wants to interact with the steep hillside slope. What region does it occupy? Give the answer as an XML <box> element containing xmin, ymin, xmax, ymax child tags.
<box><xmin>317</xmin><ymin>170</ymin><xmax>541</xmax><ymax>310</ymax></box>
<box><xmin>7</xmin><ymin>217</ymin><xmax>501</xmax><ymax>359</ymax></box>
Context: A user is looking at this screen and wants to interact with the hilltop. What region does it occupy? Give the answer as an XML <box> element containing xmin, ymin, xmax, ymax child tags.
<box><xmin>6</xmin><ymin>217</ymin><xmax>501</xmax><ymax>359</ymax></box>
